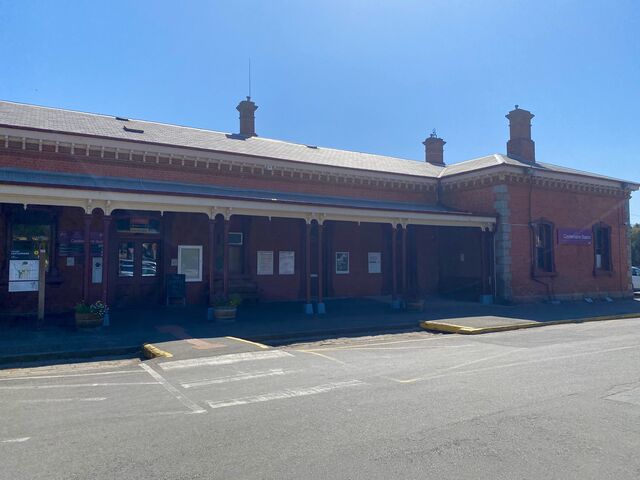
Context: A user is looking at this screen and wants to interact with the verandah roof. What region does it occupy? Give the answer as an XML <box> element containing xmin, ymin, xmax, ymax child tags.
<box><xmin>0</xmin><ymin>168</ymin><xmax>496</xmax><ymax>229</ymax></box>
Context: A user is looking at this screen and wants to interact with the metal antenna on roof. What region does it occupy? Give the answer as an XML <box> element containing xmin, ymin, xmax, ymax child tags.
<box><xmin>248</xmin><ymin>57</ymin><xmax>252</xmax><ymax>99</ymax></box>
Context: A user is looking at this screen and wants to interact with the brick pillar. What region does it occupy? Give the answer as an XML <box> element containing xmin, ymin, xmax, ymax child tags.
<box><xmin>317</xmin><ymin>223</ymin><xmax>325</xmax><ymax>314</ymax></box>
<box><xmin>83</xmin><ymin>214</ymin><xmax>92</xmax><ymax>302</ymax></box>
<box><xmin>101</xmin><ymin>215</ymin><xmax>112</xmax><ymax>304</ymax></box>
<box><xmin>493</xmin><ymin>185</ymin><xmax>512</xmax><ymax>301</ymax></box>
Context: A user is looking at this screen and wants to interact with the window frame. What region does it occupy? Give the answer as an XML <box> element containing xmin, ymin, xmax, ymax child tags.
<box><xmin>530</xmin><ymin>219</ymin><xmax>556</xmax><ymax>277</ymax></box>
<box><xmin>592</xmin><ymin>222</ymin><xmax>613</xmax><ymax>275</ymax></box>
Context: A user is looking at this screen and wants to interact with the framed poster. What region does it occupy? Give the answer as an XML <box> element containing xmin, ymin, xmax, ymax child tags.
<box><xmin>368</xmin><ymin>252</ymin><xmax>381</xmax><ymax>274</ymax></box>
<box><xmin>9</xmin><ymin>259</ymin><xmax>39</xmax><ymax>292</ymax></box>
<box><xmin>257</xmin><ymin>251</ymin><xmax>274</xmax><ymax>275</ymax></box>
<box><xmin>335</xmin><ymin>252</ymin><xmax>350</xmax><ymax>274</ymax></box>
<box><xmin>279</xmin><ymin>251</ymin><xmax>295</xmax><ymax>275</ymax></box>
<box><xmin>178</xmin><ymin>245</ymin><xmax>203</xmax><ymax>282</ymax></box>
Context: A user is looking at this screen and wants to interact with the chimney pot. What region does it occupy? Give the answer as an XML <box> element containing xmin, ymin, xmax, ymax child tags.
<box><xmin>423</xmin><ymin>131</ymin><xmax>446</xmax><ymax>166</ymax></box>
<box><xmin>236</xmin><ymin>97</ymin><xmax>258</xmax><ymax>137</ymax></box>
<box><xmin>506</xmin><ymin>106</ymin><xmax>535</xmax><ymax>163</ymax></box>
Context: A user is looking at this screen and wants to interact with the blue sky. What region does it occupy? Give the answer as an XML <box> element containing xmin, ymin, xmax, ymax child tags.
<box><xmin>1</xmin><ymin>0</ymin><xmax>639</xmax><ymax>219</ymax></box>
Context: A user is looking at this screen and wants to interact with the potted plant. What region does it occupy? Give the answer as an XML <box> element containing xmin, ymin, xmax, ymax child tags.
<box><xmin>212</xmin><ymin>293</ymin><xmax>242</xmax><ymax>322</ymax></box>
<box><xmin>74</xmin><ymin>300</ymin><xmax>109</xmax><ymax>328</ymax></box>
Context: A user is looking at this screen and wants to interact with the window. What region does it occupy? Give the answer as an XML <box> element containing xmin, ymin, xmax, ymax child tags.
<box><xmin>118</xmin><ymin>242</ymin><xmax>134</xmax><ymax>277</ymax></box>
<box><xmin>593</xmin><ymin>223</ymin><xmax>612</xmax><ymax>273</ymax></box>
<box><xmin>532</xmin><ymin>221</ymin><xmax>554</xmax><ymax>274</ymax></box>
<box><xmin>228</xmin><ymin>232</ymin><xmax>243</xmax><ymax>246</ymax></box>
<box><xmin>141</xmin><ymin>242</ymin><xmax>160</xmax><ymax>277</ymax></box>
<box><xmin>178</xmin><ymin>245</ymin><xmax>203</xmax><ymax>282</ymax></box>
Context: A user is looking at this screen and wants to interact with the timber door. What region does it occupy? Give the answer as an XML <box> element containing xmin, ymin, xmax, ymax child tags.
<box><xmin>113</xmin><ymin>237</ymin><xmax>162</xmax><ymax>308</ymax></box>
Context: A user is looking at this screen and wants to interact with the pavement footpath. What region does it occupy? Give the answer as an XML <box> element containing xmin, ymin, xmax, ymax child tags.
<box><xmin>1</xmin><ymin>297</ymin><xmax>639</xmax><ymax>366</ymax></box>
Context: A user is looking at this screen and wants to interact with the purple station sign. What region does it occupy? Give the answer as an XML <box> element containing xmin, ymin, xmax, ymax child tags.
<box><xmin>557</xmin><ymin>228</ymin><xmax>592</xmax><ymax>245</ymax></box>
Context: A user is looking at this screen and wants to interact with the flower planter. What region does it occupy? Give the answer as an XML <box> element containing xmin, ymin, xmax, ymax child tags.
<box><xmin>75</xmin><ymin>312</ymin><xmax>102</xmax><ymax>329</ymax></box>
<box><xmin>213</xmin><ymin>306</ymin><xmax>237</xmax><ymax>322</ymax></box>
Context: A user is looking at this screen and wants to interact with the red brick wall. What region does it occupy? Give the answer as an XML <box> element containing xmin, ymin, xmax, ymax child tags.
<box><xmin>0</xmin><ymin>150</ymin><xmax>436</xmax><ymax>205</ymax></box>
<box><xmin>413</xmin><ymin>225</ymin><xmax>440</xmax><ymax>294</ymax></box>
<box><xmin>247</xmin><ymin>217</ymin><xmax>305</xmax><ymax>301</ymax></box>
<box><xmin>508</xmin><ymin>184</ymin><xmax>630</xmax><ymax>301</ymax></box>
<box><xmin>164</xmin><ymin>212</ymin><xmax>209</xmax><ymax>305</ymax></box>
<box><xmin>440</xmin><ymin>184</ymin><xmax>497</xmax><ymax>215</ymax></box>
<box><xmin>328</xmin><ymin>222</ymin><xmax>388</xmax><ymax>297</ymax></box>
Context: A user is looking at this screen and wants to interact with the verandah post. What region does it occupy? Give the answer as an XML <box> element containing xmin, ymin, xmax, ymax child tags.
<box><xmin>304</xmin><ymin>220</ymin><xmax>313</xmax><ymax>314</ymax></box>
<box><xmin>391</xmin><ymin>224</ymin><xmax>399</xmax><ymax>309</ymax></box>
<box><xmin>83</xmin><ymin>213</ymin><xmax>92</xmax><ymax>303</ymax></box>
<box><xmin>223</xmin><ymin>217</ymin><xmax>230</xmax><ymax>297</ymax></box>
<box><xmin>317</xmin><ymin>222</ymin><xmax>325</xmax><ymax>314</ymax></box>
<box><xmin>101</xmin><ymin>215</ymin><xmax>111</xmax><ymax>305</ymax></box>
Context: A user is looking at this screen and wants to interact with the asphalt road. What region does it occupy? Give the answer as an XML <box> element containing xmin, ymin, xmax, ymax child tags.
<box><xmin>2</xmin><ymin>319</ymin><xmax>640</xmax><ymax>479</ymax></box>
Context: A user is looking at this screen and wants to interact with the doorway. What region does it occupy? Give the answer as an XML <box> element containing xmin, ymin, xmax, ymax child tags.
<box><xmin>112</xmin><ymin>237</ymin><xmax>162</xmax><ymax>308</ymax></box>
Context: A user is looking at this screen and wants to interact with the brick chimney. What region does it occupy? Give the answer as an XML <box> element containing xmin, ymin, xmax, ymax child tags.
<box><xmin>423</xmin><ymin>130</ymin><xmax>446</xmax><ymax>166</ymax></box>
<box><xmin>236</xmin><ymin>96</ymin><xmax>258</xmax><ymax>137</ymax></box>
<box><xmin>506</xmin><ymin>105</ymin><xmax>535</xmax><ymax>163</ymax></box>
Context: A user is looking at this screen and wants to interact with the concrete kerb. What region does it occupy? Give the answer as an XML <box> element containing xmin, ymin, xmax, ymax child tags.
<box><xmin>0</xmin><ymin>345</ymin><xmax>141</xmax><ymax>366</ymax></box>
<box><xmin>420</xmin><ymin>312</ymin><xmax>640</xmax><ymax>335</ymax></box>
<box><xmin>142</xmin><ymin>343</ymin><xmax>173</xmax><ymax>359</ymax></box>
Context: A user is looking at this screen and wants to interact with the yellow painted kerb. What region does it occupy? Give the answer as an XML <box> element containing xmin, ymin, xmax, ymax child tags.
<box><xmin>420</xmin><ymin>312</ymin><xmax>639</xmax><ymax>335</ymax></box>
<box><xmin>142</xmin><ymin>343</ymin><xmax>173</xmax><ymax>359</ymax></box>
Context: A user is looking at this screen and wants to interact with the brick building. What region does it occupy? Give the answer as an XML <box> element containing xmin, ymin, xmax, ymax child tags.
<box><xmin>0</xmin><ymin>99</ymin><xmax>636</xmax><ymax>316</ymax></box>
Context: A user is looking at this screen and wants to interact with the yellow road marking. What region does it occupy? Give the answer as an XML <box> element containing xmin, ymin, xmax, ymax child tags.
<box><xmin>226</xmin><ymin>336</ymin><xmax>269</xmax><ymax>349</ymax></box>
<box><xmin>382</xmin><ymin>376</ymin><xmax>421</xmax><ymax>384</ymax></box>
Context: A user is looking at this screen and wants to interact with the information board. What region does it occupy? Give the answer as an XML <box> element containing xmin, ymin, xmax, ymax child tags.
<box><xmin>368</xmin><ymin>252</ymin><xmax>382</xmax><ymax>274</ymax></box>
<box><xmin>9</xmin><ymin>259</ymin><xmax>39</xmax><ymax>292</ymax></box>
<box><xmin>279</xmin><ymin>251</ymin><xmax>295</xmax><ymax>275</ymax></box>
<box><xmin>257</xmin><ymin>251</ymin><xmax>274</xmax><ymax>275</ymax></box>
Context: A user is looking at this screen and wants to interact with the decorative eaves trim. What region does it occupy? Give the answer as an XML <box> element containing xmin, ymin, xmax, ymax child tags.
<box><xmin>440</xmin><ymin>163</ymin><xmax>636</xmax><ymax>192</ymax></box>
<box><xmin>0</xmin><ymin>126</ymin><xmax>438</xmax><ymax>190</ymax></box>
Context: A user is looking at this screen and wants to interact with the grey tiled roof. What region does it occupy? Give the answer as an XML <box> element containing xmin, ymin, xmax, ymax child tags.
<box><xmin>439</xmin><ymin>153</ymin><xmax>633</xmax><ymax>184</ymax></box>
<box><xmin>0</xmin><ymin>100</ymin><xmax>634</xmax><ymax>186</ymax></box>
<box><xmin>0</xmin><ymin>168</ymin><xmax>472</xmax><ymax>216</ymax></box>
<box><xmin>0</xmin><ymin>100</ymin><xmax>443</xmax><ymax>178</ymax></box>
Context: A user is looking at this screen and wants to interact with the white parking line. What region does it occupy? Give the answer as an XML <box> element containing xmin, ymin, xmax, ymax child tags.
<box><xmin>0</xmin><ymin>370</ymin><xmax>143</xmax><ymax>382</ymax></box>
<box><xmin>206</xmin><ymin>380</ymin><xmax>366</xmax><ymax>410</ymax></box>
<box><xmin>16</xmin><ymin>397</ymin><xmax>107</xmax><ymax>403</ymax></box>
<box><xmin>1</xmin><ymin>437</ymin><xmax>30</xmax><ymax>443</ymax></box>
<box><xmin>159</xmin><ymin>350</ymin><xmax>293</xmax><ymax>371</ymax></box>
<box><xmin>139</xmin><ymin>363</ymin><xmax>206</xmax><ymax>414</ymax></box>
<box><xmin>0</xmin><ymin>382</ymin><xmax>158</xmax><ymax>390</ymax></box>
<box><xmin>181</xmin><ymin>369</ymin><xmax>293</xmax><ymax>389</ymax></box>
